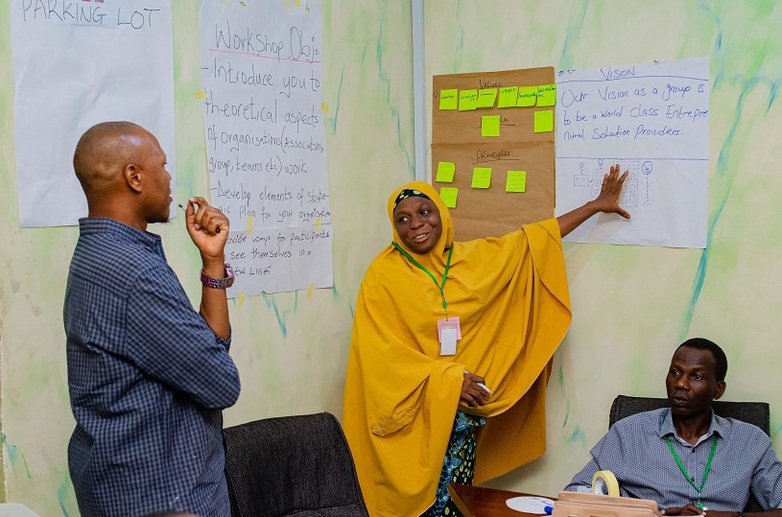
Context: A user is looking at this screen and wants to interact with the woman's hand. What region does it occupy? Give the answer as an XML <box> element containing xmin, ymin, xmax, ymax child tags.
<box><xmin>556</xmin><ymin>163</ymin><xmax>631</xmax><ymax>238</ymax></box>
<box><xmin>461</xmin><ymin>372</ymin><xmax>491</xmax><ymax>407</ymax></box>
<box><xmin>592</xmin><ymin>164</ymin><xmax>630</xmax><ymax>219</ymax></box>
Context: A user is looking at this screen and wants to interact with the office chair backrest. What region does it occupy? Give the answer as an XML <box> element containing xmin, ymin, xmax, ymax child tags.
<box><xmin>223</xmin><ymin>412</ymin><xmax>369</xmax><ymax>517</ymax></box>
<box><xmin>609</xmin><ymin>395</ymin><xmax>770</xmax><ymax>435</ymax></box>
<box><xmin>608</xmin><ymin>395</ymin><xmax>770</xmax><ymax>513</ymax></box>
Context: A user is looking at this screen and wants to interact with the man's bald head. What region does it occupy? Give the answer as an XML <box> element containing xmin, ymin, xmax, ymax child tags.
<box><xmin>73</xmin><ymin>121</ymin><xmax>148</xmax><ymax>195</ymax></box>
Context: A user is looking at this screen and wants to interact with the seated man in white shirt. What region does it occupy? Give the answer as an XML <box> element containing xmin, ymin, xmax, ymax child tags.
<box><xmin>565</xmin><ymin>338</ymin><xmax>782</xmax><ymax>517</ymax></box>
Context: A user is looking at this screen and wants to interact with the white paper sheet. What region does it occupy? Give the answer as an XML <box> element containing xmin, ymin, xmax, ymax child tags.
<box><xmin>198</xmin><ymin>0</ymin><xmax>331</xmax><ymax>296</ymax></box>
<box><xmin>10</xmin><ymin>0</ymin><xmax>175</xmax><ymax>228</ymax></box>
<box><xmin>555</xmin><ymin>58</ymin><xmax>709</xmax><ymax>248</ymax></box>
<box><xmin>506</xmin><ymin>495</ymin><xmax>556</xmax><ymax>514</ymax></box>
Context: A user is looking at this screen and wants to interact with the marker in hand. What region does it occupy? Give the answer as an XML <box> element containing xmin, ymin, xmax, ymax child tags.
<box><xmin>465</xmin><ymin>371</ymin><xmax>492</xmax><ymax>395</ymax></box>
<box><xmin>476</xmin><ymin>382</ymin><xmax>491</xmax><ymax>395</ymax></box>
<box><xmin>179</xmin><ymin>203</ymin><xmax>220</xmax><ymax>233</ymax></box>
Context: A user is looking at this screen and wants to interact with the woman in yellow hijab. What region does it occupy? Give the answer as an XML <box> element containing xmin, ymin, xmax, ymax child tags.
<box><xmin>343</xmin><ymin>165</ymin><xmax>630</xmax><ymax>516</ymax></box>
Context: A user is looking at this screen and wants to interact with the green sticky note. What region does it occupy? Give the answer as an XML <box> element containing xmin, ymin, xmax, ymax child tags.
<box><xmin>440</xmin><ymin>187</ymin><xmax>458</xmax><ymax>208</ymax></box>
<box><xmin>537</xmin><ymin>84</ymin><xmax>556</xmax><ymax>107</ymax></box>
<box><xmin>472</xmin><ymin>167</ymin><xmax>492</xmax><ymax>188</ymax></box>
<box><xmin>481</xmin><ymin>115</ymin><xmax>500</xmax><ymax>137</ymax></box>
<box><xmin>436</xmin><ymin>161</ymin><xmax>456</xmax><ymax>183</ymax></box>
<box><xmin>534</xmin><ymin>110</ymin><xmax>554</xmax><ymax>133</ymax></box>
<box><xmin>477</xmin><ymin>88</ymin><xmax>497</xmax><ymax>108</ymax></box>
<box><xmin>498</xmin><ymin>86</ymin><xmax>519</xmax><ymax>108</ymax></box>
<box><xmin>506</xmin><ymin>170</ymin><xmax>527</xmax><ymax>192</ymax></box>
<box><xmin>459</xmin><ymin>89</ymin><xmax>478</xmax><ymax>110</ymax></box>
<box><xmin>439</xmin><ymin>89</ymin><xmax>458</xmax><ymax>110</ymax></box>
<box><xmin>516</xmin><ymin>86</ymin><xmax>537</xmax><ymax>107</ymax></box>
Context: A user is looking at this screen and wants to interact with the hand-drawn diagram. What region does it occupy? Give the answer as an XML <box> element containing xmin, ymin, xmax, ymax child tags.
<box><xmin>568</xmin><ymin>158</ymin><xmax>658</xmax><ymax>209</ymax></box>
<box><xmin>555</xmin><ymin>58</ymin><xmax>708</xmax><ymax>248</ymax></box>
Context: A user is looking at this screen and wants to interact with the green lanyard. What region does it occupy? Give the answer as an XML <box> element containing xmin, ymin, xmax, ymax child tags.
<box><xmin>664</xmin><ymin>434</ymin><xmax>718</xmax><ymax>510</ymax></box>
<box><xmin>391</xmin><ymin>242</ymin><xmax>453</xmax><ymax>317</ymax></box>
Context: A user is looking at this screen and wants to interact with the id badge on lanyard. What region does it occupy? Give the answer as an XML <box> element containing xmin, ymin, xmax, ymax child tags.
<box><xmin>437</xmin><ymin>316</ymin><xmax>462</xmax><ymax>356</ymax></box>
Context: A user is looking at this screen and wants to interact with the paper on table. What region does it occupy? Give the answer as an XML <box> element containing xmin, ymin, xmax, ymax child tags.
<box><xmin>506</xmin><ymin>496</ymin><xmax>556</xmax><ymax>514</ymax></box>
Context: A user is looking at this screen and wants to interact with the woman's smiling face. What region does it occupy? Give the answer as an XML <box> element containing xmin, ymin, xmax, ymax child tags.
<box><xmin>393</xmin><ymin>196</ymin><xmax>442</xmax><ymax>254</ymax></box>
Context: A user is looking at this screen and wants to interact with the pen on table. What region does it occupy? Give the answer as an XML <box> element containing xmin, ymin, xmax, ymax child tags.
<box><xmin>179</xmin><ymin>203</ymin><xmax>220</xmax><ymax>233</ymax></box>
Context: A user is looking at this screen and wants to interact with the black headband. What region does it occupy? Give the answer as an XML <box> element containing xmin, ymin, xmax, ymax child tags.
<box><xmin>394</xmin><ymin>189</ymin><xmax>431</xmax><ymax>208</ymax></box>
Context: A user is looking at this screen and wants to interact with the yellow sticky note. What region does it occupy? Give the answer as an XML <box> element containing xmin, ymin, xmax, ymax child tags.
<box><xmin>440</xmin><ymin>187</ymin><xmax>458</xmax><ymax>208</ymax></box>
<box><xmin>498</xmin><ymin>86</ymin><xmax>519</xmax><ymax>108</ymax></box>
<box><xmin>506</xmin><ymin>170</ymin><xmax>527</xmax><ymax>192</ymax></box>
<box><xmin>321</xmin><ymin>102</ymin><xmax>330</xmax><ymax>112</ymax></box>
<box><xmin>246</xmin><ymin>214</ymin><xmax>254</xmax><ymax>234</ymax></box>
<box><xmin>236</xmin><ymin>290</ymin><xmax>245</xmax><ymax>308</ymax></box>
<box><xmin>477</xmin><ymin>88</ymin><xmax>497</xmax><ymax>108</ymax></box>
<box><xmin>481</xmin><ymin>115</ymin><xmax>500</xmax><ymax>137</ymax></box>
<box><xmin>315</xmin><ymin>217</ymin><xmax>322</xmax><ymax>230</ymax></box>
<box><xmin>534</xmin><ymin>110</ymin><xmax>554</xmax><ymax>133</ymax></box>
<box><xmin>537</xmin><ymin>84</ymin><xmax>556</xmax><ymax>107</ymax></box>
<box><xmin>439</xmin><ymin>89</ymin><xmax>458</xmax><ymax>110</ymax></box>
<box><xmin>459</xmin><ymin>89</ymin><xmax>478</xmax><ymax>111</ymax></box>
<box><xmin>194</xmin><ymin>90</ymin><xmax>207</xmax><ymax>100</ymax></box>
<box><xmin>436</xmin><ymin>161</ymin><xmax>456</xmax><ymax>183</ymax></box>
<box><xmin>472</xmin><ymin>167</ymin><xmax>492</xmax><ymax>189</ymax></box>
<box><xmin>516</xmin><ymin>86</ymin><xmax>537</xmax><ymax>107</ymax></box>
<box><xmin>307</xmin><ymin>284</ymin><xmax>314</xmax><ymax>297</ymax></box>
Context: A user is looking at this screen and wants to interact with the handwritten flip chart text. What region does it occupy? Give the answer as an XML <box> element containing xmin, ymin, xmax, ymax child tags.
<box><xmin>555</xmin><ymin>58</ymin><xmax>709</xmax><ymax>248</ymax></box>
<box><xmin>199</xmin><ymin>0</ymin><xmax>331</xmax><ymax>295</ymax></box>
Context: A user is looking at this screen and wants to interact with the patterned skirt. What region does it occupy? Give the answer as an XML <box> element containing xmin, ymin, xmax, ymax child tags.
<box><xmin>422</xmin><ymin>411</ymin><xmax>486</xmax><ymax>517</ymax></box>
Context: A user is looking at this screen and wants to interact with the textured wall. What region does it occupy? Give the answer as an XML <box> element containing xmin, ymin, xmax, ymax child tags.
<box><xmin>0</xmin><ymin>1</ymin><xmax>415</xmax><ymax>514</ymax></box>
<box><xmin>424</xmin><ymin>0</ymin><xmax>782</xmax><ymax>495</ymax></box>
<box><xmin>2</xmin><ymin>0</ymin><xmax>782</xmax><ymax>514</ymax></box>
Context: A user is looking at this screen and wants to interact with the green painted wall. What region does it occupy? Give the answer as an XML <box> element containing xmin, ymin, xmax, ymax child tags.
<box><xmin>0</xmin><ymin>1</ymin><xmax>414</xmax><ymax>514</ymax></box>
<box><xmin>423</xmin><ymin>0</ymin><xmax>782</xmax><ymax>495</ymax></box>
<box><xmin>1</xmin><ymin>0</ymin><xmax>781</xmax><ymax>514</ymax></box>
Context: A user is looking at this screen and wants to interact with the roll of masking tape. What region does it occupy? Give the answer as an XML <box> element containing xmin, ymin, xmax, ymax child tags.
<box><xmin>592</xmin><ymin>470</ymin><xmax>619</xmax><ymax>497</ymax></box>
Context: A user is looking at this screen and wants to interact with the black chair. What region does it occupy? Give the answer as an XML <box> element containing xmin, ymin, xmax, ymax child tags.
<box><xmin>223</xmin><ymin>412</ymin><xmax>369</xmax><ymax>517</ymax></box>
<box><xmin>609</xmin><ymin>395</ymin><xmax>770</xmax><ymax>512</ymax></box>
<box><xmin>609</xmin><ymin>394</ymin><xmax>770</xmax><ymax>435</ymax></box>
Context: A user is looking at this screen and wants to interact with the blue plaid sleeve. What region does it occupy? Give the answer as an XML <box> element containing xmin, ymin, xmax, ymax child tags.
<box><xmin>125</xmin><ymin>264</ymin><xmax>240</xmax><ymax>409</ymax></box>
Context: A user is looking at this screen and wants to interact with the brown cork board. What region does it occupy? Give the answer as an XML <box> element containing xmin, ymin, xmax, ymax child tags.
<box><xmin>432</xmin><ymin>67</ymin><xmax>555</xmax><ymax>241</ymax></box>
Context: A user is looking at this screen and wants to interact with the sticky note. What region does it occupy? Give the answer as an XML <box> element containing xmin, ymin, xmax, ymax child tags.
<box><xmin>307</xmin><ymin>284</ymin><xmax>314</xmax><ymax>297</ymax></box>
<box><xmin>459</xmin><ymin>89</ymin><xmax>478</xmax><ymax>111</ymax></box>
<box><xmin>481</xmin><ymin>115</ymin><xmax>500</xmax><ymax>137</ymax></box>
<box><xmin>537</xmin><ymin>84</ymin><xmax>556</xmax><ymax>107</ymax></box>
<box><xmin>246</xmin><ymin>214</ymin><xmax>254</xmax><ymax>234</ymax></box>
<box><xmin>440</xmin><ymin>187</ymin><xmax>458</xmax><ymax>208</ymax></box>
<box><xmin>498</xmin><ymin>86</ymin><xmax>519</xmax><ymax>108</ymax></box>
<box><xmin>436</xmin><ymin>161</ymin><xmax>456</xmax><ymax>183</ymax></box>
<box><xmin>194</xmin><ymin>90</ymin><xmax>207</xmax><ymax>100</ymax></box>
<box><xmin>439</xmin><ymin>89</ymin><xmax>458</xmax><ymax>110</ymax></box>
<box><xmin>516</xmin><ymin>86</ymin><xmax>537</xmax><ymax>107</ymax></box>
<box><xmin>472</xmin><ymin>167</ymin><xmax>492</xmax><ymax>188</ymax></box>
<box><xmin>506</xmin><ymin>170</ymin><xmax>527</xmax><ymax>192</ymax></box>
<box><xmin>477</xmin><ymin>88</ymin><xmax>497</xmax><ymax>108</ymax></box>
<box><xmin>534</xmin><ymin>110</ymin><xmax>554</xmax><ymax>133</ymax></box>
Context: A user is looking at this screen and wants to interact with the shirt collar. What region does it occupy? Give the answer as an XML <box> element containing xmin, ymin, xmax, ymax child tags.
<box><xmin>78</xmin><ymin>217</ymin><xmax>165</xmax><ymax>258</ymax></box>
<box><xmin>659</xmin><ymin>407</ymin><xmax>727</xmax><ymax>446</ymax></box>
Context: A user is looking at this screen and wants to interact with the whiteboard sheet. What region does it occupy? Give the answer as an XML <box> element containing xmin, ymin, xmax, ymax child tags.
<box><xmin>10</xmin><ymin>0</ymin><xmax>175</xmax><ymax>228</ymax></box>
<box><xmin>555</xmin><ymin>58</ymin><xmax>709</xmax><ymax>248</ymax></box>
<box><xmin>198</xmin><ymin>0</ymin><xmax>331</xmax><ymax>296</ymax></box>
